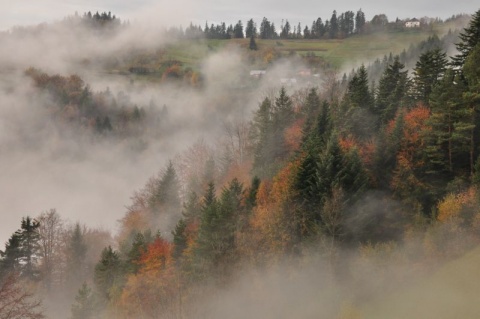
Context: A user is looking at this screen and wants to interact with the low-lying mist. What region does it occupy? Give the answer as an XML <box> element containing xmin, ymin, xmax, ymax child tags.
<box><xmin>0</xmin><ymin>17</ymin><xmax>313</xmax><ymax>245</ymax></box>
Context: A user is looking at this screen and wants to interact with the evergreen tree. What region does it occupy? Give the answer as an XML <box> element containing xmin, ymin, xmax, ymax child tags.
<box><xmin>426</xmin><ymin>69</ymin><xmax>471</xmax><ymax>174</ymax></box>
<box><xmin>452</xmin><ymin>9</ymin><xmax>480</xmax><ymax>68</ymax></box>
<box><xmin>412</xmin><ymin>48</ymin><xmax>448</xmax><ymax>105</ymax></box>
<box><xmin>245</xmin><ymin>19</ymin><xmax>256</xmax><ymax>38</ymax></box>
<box><xmin>172</xmin><ymin>219</ymin><xmax>188</xmax><ymax>260</ymax></box>
<box><xmin>355</xmin><ymin>9</ymin><xmax>366</xmax><ymax>33</ymax></box>
<box><xmin>233</xmin><ymin>20</ymin><xmax>244</xmax><ymax>38</ymax></box>
<box><xmin>0</xmin><ymin>233</ymin><xmax>22</xmax><ymax>278</ymax></box>
<box><xmin>462</xmin><ymin>43</ymin><xmax>480</xmax><ymax>176</ymax></box>
<box><xmin>66</xmin><ymin>223</ymin><xmax>87</xmax><ymax>290</ymax></box>
<box><xmin>125</xmin><ymin>232</ymin><xmax>148</xmax><ymax>274</ymax></box>
<box><xmin>329</xmin><ymin>11</ymin><xmax>338</xmax><ymax>38</ymax></box>
<box><xmin>342</xmin><ymin>65</ymin><xmax>375</xmax><ymax>138</ymax></box>
<box><xmin>376</xmin><ymin>56</ymin><xmax>410</xmax><ymax>125</ymax></box>
<box><xmin>15</xmin><ymin>217</ymin><xmax>41</xmax><ymax>280</ymax></box>
<box><xmin>245</xmin><ymin>176</ymin><xmax>261</xmax><ymax>210</ymax></box>
<box><xmin>94</xmin><ymin>246</ymin><xmax>122</xmax><ymax>301</ymax></box>
<box><xmin>345</xmin><ymin>65</ymin><xmax>373</xmax><ymax>110</ymax></box>
<box><xmin>251</xmin><ymin>97</ymin><xmax>275</xmax><ymax>177</ymax></box>
<box><xmin>280</xmin><ymin>20</ymin><xmax>291</xmax><ymax>39</ymax></box>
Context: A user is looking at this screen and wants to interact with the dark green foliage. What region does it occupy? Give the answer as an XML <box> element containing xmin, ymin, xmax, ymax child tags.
<box><xmin>94</xmin><ymin>246</ymin><xmax>122</xmax><ymax>301</ymax></box>
<box><xmin>273</xmin><ymin>87</ymin><xmax>295</xmax><ymax>131</ymax></box>
<box><xmin>412</xmin><ymin>48</ymin><xmax>448</xmax><ymax>105</ymax></box>
<box><xmin>355</xmin><ymin>9</ymin><xmax>366</xmax><ymax>33</ymax></box>
<box><xmin>293</xmin><ymin>134</ymin><xmax>370</xmax><ymax>242</ymax></box>
<box><xmin>245</xmin><ymin>176</ymin><xmax>261</xmax><ymax>210</ymax></box>
<box><xmin>452</xmin><ymin>9</ymin><xmax>480</xmax><ymax>67</ymax></box>
<box><xmin>300</xmin><ymin>88</ymin><xmax>320</xmax><ymax>144</ymax></box>
<box><xmin>345</xmin><ymin>65</ymin><xmax>374</xmax><ymax>110</ymax></box>
<box><xmin>260</xmin><ymin>17</ymin><xmax>277</xmax><ymax>39</ymax></box>
<box><xmin>329</xmin><ymin>11</ymin><xmax>338</xmax><ymax>38</ymax></box>
<box><xmin>126</xmin><ymin>232</ymin><xmax>149</xmax><ymax>274</ymax></box>
<box><xmin>245</xmin><ymin>19</ymin><xmax>257</xmax><ymax>38</ymax></box>
<box><xmin>195</xmin><ymin>180</ymin><xmax>243</xmax><ymax>277</ymax></box>
<box><xmin>0</xmin><ymin>233</ymin><xmax>22</xmax><ymax>278</ymax></box>
<box><xmin>17</xmin><ymin>217</ymin><xmax>41</xmax><ymax>280</ymax></box>
<box><xmin>251</xmin><ymin>88</ymin><xmax>295</xmax><ymax>178</ymax></box>
<box><xmin>249</xmin><ymin>34</ymin><xmax>258</xmax><ymax>50</ymax></box>
<box><xmin>280</xmin><ymin>20</ymin><xmax>291</xmax><ymax>39</ymax></box>
<box><xmin>294</xmin><ymin>150</ymin><xmax>322</xmax><ymax>238</ymax></box>
<box><xmin>310</xmin><ymin>18</ymin><xmax>325</xmax><ymax>39</ymax></box>
<box><xmin>426</xmin><ymin>69</ymin><xmax>471</xmax><ymax>175</ymax></box>
<box><xmin>342</xmin><ymin>65</ymin><xmax>376</xmax><ymax>139</ymax></box>
<box><xmin>172</xmin><ymin>219</ymin><xmax>188</xmax><ymax>260</ymax></box>
<box><xmin>0</xmin><ymin>217</ymin><xmax>41</xmax><ymax>281</ymax></box>
<box><xmin>339</xmin><ymin>11</ymin><xmax>355</xmax><ymax>37</ymax></box>
<box><xmin>233</xmin><ymin>20</ymin><xmax>244</xmax><ymax>38</ymax></box>
<box><xmin>376</xmin><ymin>56</ymin><xmax>410</xmax><ymax>125</ymax></box>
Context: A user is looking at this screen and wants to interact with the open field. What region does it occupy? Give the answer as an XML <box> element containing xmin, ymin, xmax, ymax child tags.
<box><xmin>110</xmin><ymin>19</ymin><xmax>466</xmax><ymax>78</ymax></box>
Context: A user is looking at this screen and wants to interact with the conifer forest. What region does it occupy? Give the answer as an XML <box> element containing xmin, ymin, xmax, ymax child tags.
<box><xmin>1</xmin><ymin>5</ymin><xmax>480</xmax><ymax>319</ymax></box>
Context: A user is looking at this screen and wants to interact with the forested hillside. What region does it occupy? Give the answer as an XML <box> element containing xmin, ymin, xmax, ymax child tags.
<box><xmin>1</xmin><ymin>7</ymin><xmax>480</xmax><ymax>319</ymax></box>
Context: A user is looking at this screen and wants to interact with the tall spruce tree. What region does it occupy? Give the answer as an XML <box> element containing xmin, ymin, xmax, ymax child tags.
<box><xmin>452</xmin><ymin>9</ymin><xmax>480</xmax><ymax>68</ymax></box>
<box><xmin>426</xmin><ymin>68</ymin><xmax>471</xmax><ymax>175</ymax></box>
<box><xmin>15</xmin><ymin>217</ymin><xmax>41</xmax><ymax>280</ymax></box>
<box><xmin>376</xmin><ymin>56</ymin><xmax>410</xmax><ymax>125</ymax></box>
<box><xmin>355</xmin><ymin>9</ymin><xmax>366</xmax><ymax>33</ymax></box>
<box><xmin>94</xmin><ymin>246</ymin><xmax>122</xmax><ymax>301</ymax></box>
<box><xmin>245</xmin><ymin>19</ymin><xmax>256</xmax><ymax>38</ymax></box>
<box><xmin>412</xmin><ymin>48</ymin><xmax>448</xmax><ymax>105</ymax></box>
<box><xmin>66</xmin><ymin>223</ymin><xmax>87</xmax><ymax>290</ymax></box>
<box><xmin>0</xmin><ymin>233</ymin><xmax>22</xmax><ymax>278</ymax></box>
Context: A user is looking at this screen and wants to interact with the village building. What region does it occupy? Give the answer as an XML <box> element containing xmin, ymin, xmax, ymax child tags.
<box><xmin>405</xmin><ymin>18</ymin><xmax>420</xmax><ymax>28</ymax></box>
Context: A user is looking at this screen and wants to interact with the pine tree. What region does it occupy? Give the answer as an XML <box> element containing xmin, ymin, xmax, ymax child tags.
<box><xmin>0</xmin><ymin>233</ymin><xmax>22</xmax><ymax>278</ymax></box>
<box><xmin>251</xmin><ymin>97</ymin><xmax>274</xmax><ymax>176</ymax></box>
<box><xmin>66</xmin><ymin>223</ymin><xmax>87</xmax><ymax>290</ymax></box>
<box><xmin>462</xmin><ymin>43</ymin><xmax>480</xmax><ymax>176</ymax></box>
<box><xmin>16</xmin><ymin>217</ymin><xmax>40</xmax><ymax>280</ymax></box>
<box><xmin>355</xmin><ymin>9</ymin><xmax>366</xmax><ymax>33</ymax></box>
<box><xmin>329</xmin><ymin>10</ymin><xmax>338</xmax><ymax>38</ymax></box>
<box><xmin>452</xmin><ymin>9</ymin><xmax>480</xmax><ymax>68</ymax></box>
<box><xmin>233</xmin><ymin>20</ymin><xmax>244</xmax><ymax>38</ymax></box>
<box><xmin>376</xmin><ymin>56</ymin><xmax>410</xmax><ymax>125</ymax></box>
<box><xmin>245</xmin><ymin>19</ymin><xmax>256</xmax><ymax>38</ymax></box>
<box><xmin>426</xmin><ymin>69</ymin><xmax>471</xmax><ymax>175</ymax></box>
<box><xmin>412</xmin><ymin>48</ymin><xmax>448</xmax><ymax>105</ymax></box>
<box><xmin>245</xmin><ymin>176</ymin><xmax>261</xmax><ymax>210</ymax></box>
<box><xmin>94</xmin><ymin>246</ymin><xmax>122</xmax><ymax>301</ymax></box>
<box><xmin>172</xmin><ymin>219</ymin><xmax>188</xmax><ymax>260</ymax></box>
<box><xmin>345</xmin><ymin>65</ymin><xmax>373</xmax><ymax>110</ymax></box>
<box><xmin>126</xmin><ymin>232</ymin><xmax>148</xmax><ymax>274</ymax></box>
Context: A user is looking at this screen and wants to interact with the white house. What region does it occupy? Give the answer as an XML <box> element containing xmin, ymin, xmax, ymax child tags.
<box><xmin>405</xmin><ymin>18</ymin><xmax>420</xmax><ymax>28</ymax></box>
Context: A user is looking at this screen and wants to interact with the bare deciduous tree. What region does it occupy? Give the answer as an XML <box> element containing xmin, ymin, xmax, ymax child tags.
<box><xmin>0</xmin><ymin>273</ymin><xmax>44</xmax><ymax>319</ymax></box>
<box><xmin>37</xmin><ymin>209</ymin><xmax>65</xmax><ymax>291</ymax></box>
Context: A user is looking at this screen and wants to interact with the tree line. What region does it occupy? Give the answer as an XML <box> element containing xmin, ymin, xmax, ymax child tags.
<box><xmin>1</xmin><ymin>8</ymin><xmax>480</xmax><ymax>319</ymax></box>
